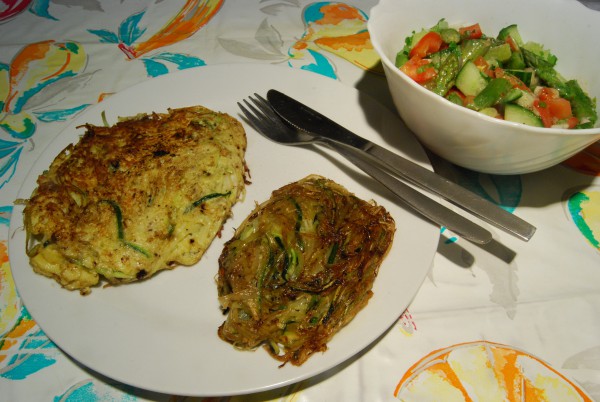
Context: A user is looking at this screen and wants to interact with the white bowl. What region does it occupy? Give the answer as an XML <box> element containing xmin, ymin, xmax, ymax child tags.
<box><xmin>368</xmin><ymin>0</ymin><xmax>600</xmax><ymax>174</ymax></box>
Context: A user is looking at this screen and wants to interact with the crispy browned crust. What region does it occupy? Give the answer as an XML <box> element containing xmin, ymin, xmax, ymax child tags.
<box><xmin>23</xmin><ymin>106</ymin><xmax>247</xmax><ymax>294</ymax></box>
<box><xmin>217</xmin><ymin>175</ymin><xmax>395</xmax><ymax>366</ymax></box>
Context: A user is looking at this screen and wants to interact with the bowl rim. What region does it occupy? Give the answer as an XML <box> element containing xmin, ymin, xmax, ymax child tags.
<box><xmin>367</xmin><ymin>5</ymin><xmax>600</xmax><ymax>138</ymax></box>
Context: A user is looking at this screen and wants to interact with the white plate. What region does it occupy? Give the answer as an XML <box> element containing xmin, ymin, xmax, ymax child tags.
<box><xmin>8</xmin><ymin>64</ymin><xmax>439</xmax><ymax>396</ymax></box>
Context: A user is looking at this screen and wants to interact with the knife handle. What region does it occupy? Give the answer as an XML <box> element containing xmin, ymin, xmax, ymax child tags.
<box><xmin>320</xmin><ymin>126</ymin><xmax>535</xmax><ymax>241</ymax></box>
<box><xmin>359</xmin><ymin>143</ymin><xmax>535</xmax><ymax>241</ymax></box>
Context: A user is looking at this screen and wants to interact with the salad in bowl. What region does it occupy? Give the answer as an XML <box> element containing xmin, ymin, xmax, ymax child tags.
<box><xmin>394</xmin><ymin>19</ymin><xmax>596</xmax><ymax>130</ymax></box>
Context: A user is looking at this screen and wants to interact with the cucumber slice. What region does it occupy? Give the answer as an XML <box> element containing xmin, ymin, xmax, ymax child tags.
<box><xmin>515</xmin><ymin>90</ymin><xmax>535</xmax><ymax>109</ymax></box>
<box><xmin>499</xmin><ymin>88</ymin><xmax>523</xmax><ymax>104</ymax></box>
<box><xmin>455</xmin><ymin>61</ymin><xmax>488</xmax><ymax>96</ymax></box>
<box><xmin>479</xmin><ymin>107</ymin><xmax>500</xmax><ymax>118</ymax></box>
<box><xmin>485</xmin><ymin>43</ymin><xmax>512</xmax><ymax>63</ymax></box>
<box><xmin>440</xmin><ymin>28</ymin><xmax>460</xmax><ymax>44</ymax></box>
<box><xmin>504</xmin><ymin>104</ymin><xmax>543</xmax><ymax>127</ymax></box>
<box><xmin>498</xmin><ymin>24</ymin><xmax>523</xmax><ymax>46</ymax></box>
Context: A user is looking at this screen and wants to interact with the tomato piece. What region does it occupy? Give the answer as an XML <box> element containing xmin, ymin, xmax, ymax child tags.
<box><xmin>473</xmin><ymin>56</ymin><xmax>493</xmax><ymax>77</ymax></box>
<box><xmin>538</xmin><ymin>87</ymin><xmax>559</xmax><ymax>102</ymax></box>
<box><xmin>473</xmin><ymin>56</ymin><xmax>487</xmax><ymax>68</ymax></box>
<box><xmin>446</xmin><ymin>88</ymin><xmax>467</xmax><ymax>106</ymax></box>
<box><xmin>534</xmin><ymin>99</ymin><xmax>554</xmax><ymax>128</ymax></box>
<box><xmin>463</xmin><ymin>95</ymin><xmax>476</xmax><ymax>109</ymax></box>
<box><xmin>495</xmin><ymin>68</ymin><xmax>530</xmax><ymax>92</ymax></box>
<box><xmin>505</xmin><ymin>36</ymin><xmax>519</xmax><ymax>52</ymax></box>
<box><xmin>409</xmin><ymin>31</ymin><xmax>443</xmax><ymax>58</ymax></box>
<box><xmin>567</xmin><ymin>116</ymin><xmax>579</xmax><ymax>129</ymax></box>
<box><xmin>459</xmin><ymin>23</ymin><xmax>482</xmax><ymax>39</ymax></box>
<box><xmin>447</xmin><ymin>88</ymin><xmax>466</xmax><ymax>103</ymax></box>
<box><xmin>400</xmin><ymin>56</ymin><xmax>437</xmax><ymax>83</ymax></box>
<box><xmin>507</xmin><ymin>75</ymin><xmax>529</xmax><ymax>91</ymax></box>
<box><xmin>548</xmin><ymin>98</ymin><xmax>573</xmax><ymax>120</ymax></box>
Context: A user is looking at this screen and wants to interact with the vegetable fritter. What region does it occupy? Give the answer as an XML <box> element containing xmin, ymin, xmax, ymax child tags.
<box><xmin>217</xmin><ymin>175</ymin><xmax>395</xmax><ymax>366</ymax></box>
<box><xmin>23</xmin><ymin>106</ymin><xmax>248</xmax><ymax>295</ymax></box>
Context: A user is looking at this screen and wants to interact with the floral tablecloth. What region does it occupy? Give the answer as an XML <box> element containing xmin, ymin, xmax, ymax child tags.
<box><xmin>1</xmin><ymin>1</ymin><xmax>599</xmax><ymax>400</ymax></box>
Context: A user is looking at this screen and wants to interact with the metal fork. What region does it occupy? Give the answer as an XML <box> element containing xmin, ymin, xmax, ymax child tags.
<box><xmin>238</xmin><ymin>94</ymin><xmax>493</xmax><ymax>244</ymax></box>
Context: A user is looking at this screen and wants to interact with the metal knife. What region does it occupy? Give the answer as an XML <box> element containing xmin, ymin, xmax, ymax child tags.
<box><xmin>267</xmin><ymin>89</ymin><xmax>536</xmax><ymax>242</ymax></box>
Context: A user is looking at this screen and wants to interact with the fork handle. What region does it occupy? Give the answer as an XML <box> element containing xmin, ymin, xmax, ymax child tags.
<box><xmin>329</xmin><ymin>142</ymin><xmax>493</xmax><ymax>244</ymax></box>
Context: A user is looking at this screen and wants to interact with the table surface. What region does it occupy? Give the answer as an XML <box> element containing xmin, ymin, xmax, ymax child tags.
<box><xmin>1</xmin><ymin>1</ymin><xmax>599</xmax><ymax>401</ymax></box>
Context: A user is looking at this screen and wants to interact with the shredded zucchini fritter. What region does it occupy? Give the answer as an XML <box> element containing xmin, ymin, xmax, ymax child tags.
<box><xmin>217</xmin><ymin>175</ymin><xmax>395</xmax><ymax>366</ymax></box>
<box><xmin>23</xmin><ymin>106</ymin><xmax>247</xmax><ymax>294</ymax></box>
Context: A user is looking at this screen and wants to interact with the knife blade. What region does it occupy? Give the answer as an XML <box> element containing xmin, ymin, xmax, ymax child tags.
<box><xmin>267</xmin><ymin>89</ymin><xmax>536</xmax><ymax>242</ymax></box>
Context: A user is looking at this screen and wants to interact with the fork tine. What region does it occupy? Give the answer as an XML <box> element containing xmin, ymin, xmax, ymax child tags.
<box><xmin>238</xmin><ymin>100</ymin><xmax>269</xmax><ymax>133</ymax></box>
<box><xmin>250</xmin><ymin>93</ymin><xmax>272</xmax><ymax>114</ymax></box>
<box><xmin>239</xmin><ymin>94</ymin><xmax>293</xmax><ymax>137</ymax></box>
<box><xmin>249</xmin><ymin>94</ymin><xmax>284</xmax><ymax>126</ymax></box>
